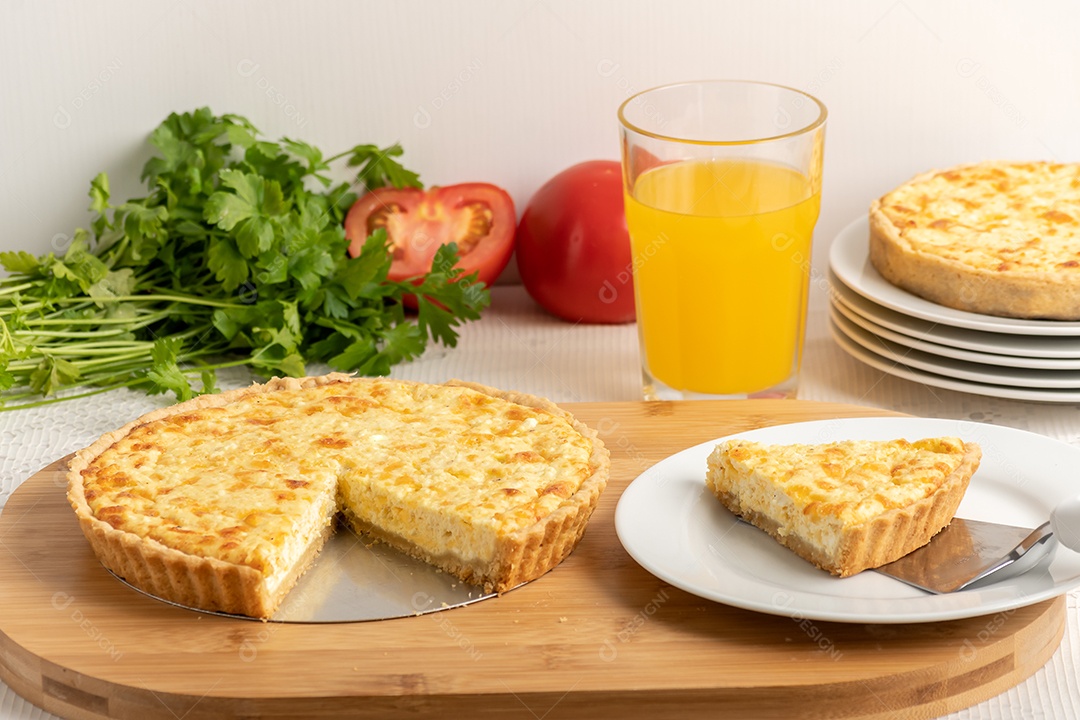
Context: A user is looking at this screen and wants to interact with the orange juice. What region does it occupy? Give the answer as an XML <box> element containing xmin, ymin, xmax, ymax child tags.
<box><xmin>624</xmin><ymin>158</ymin><xmax>820</xmax><ymax>396</ymax></box>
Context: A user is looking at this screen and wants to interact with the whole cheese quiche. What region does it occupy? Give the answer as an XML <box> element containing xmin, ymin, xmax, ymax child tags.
<box><xmin>706</xmin><ymin>437</ymin><xmax>981</xmax><ymax>577</ymax></box>
<box><xmin>869</xmin><ymin>161</ymin><xmax>1080</xmax><ymax>319</ymax></box>
<box><xmin>67</xmin><ymin>374</ymin><xmax>609</xmax><ymax>618</ymax></box>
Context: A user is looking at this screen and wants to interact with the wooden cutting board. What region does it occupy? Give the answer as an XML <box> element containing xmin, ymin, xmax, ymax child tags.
<box><xmin>0</xmin><ymin>399</ymin><xmax>1064</xmax><ymax>720</ymax></box>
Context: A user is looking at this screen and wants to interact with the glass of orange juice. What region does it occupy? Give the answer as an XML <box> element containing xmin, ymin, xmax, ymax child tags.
<box><xmin>619</xmin><ymin>80</ymin><xmax>827</xmax><ymax>400</ymax></box>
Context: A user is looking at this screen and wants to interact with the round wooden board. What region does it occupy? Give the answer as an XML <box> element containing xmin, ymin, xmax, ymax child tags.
<box><xmin>0</xmin><ymin>399</ymin><xmax>1065</xmax><ymax>720</ymax></box>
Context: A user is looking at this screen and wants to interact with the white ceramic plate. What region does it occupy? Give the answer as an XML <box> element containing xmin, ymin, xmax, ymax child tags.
<box><xmin>828</xmin><ymin>271</ymin><xmax>1080</xmax><ymax>359</ymax></box>
<box><xmin>832</xmin><ymin>306</ymin><xmax>1080</xmax><ymax>388</ymax></box>
<box><xmin>831</xmin><ymin>298</ymin><xmax>1080</xmax><ymax>370</ymax></box>
<box><xmin>828</xmin><ymin>216</ymin><xmax>1080</xmax><ymax>336</ymax></box>
<box><xmin>829</xmin><ymin>317</ymin><xmax>1080</xmax><ymax>403</ymax></box>
<box><xmin>615</xmin><ymin>417</ymin><xmax>1080</xmax><ymax>624</ymax></box>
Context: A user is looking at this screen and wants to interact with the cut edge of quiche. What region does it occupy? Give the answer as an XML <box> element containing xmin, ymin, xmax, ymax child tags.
<box><xmin>67</xmin><ymin>374</ymin><xmax>610</xmax><ymax>618</ymax></box>
<box><xmin>705</xmin><ymin>437</ymin><xmax>982</xmax><ymax>578</ymax></box>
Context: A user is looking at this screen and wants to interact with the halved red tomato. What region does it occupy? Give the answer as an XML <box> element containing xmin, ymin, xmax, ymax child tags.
<box><xmin>344</xmin><ymin>183</ymin><xmax>516</xmax><ymax>292</ymax></box>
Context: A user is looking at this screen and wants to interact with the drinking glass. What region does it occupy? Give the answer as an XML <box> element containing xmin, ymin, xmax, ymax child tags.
<box><xmin>619</xmin><ymin>80</ymin><xmax>826</xmax><ymax>400</ymax></box>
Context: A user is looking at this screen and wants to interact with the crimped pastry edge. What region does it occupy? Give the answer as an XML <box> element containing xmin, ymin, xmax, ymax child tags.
<box><xmin>67</xmin><ymin>374</ymin><xmax>609</xmax><ymax>617</ymax></box>
<box><xmin>868</xmin><ymin>164</ymin><xmax>1080</xmax><ymax>320</ymax></box>
<box><xmin>707</xmin><ymin>440</ymin><xmax>982</xmax><ymax>577</ymax></box>
<box><xmin>444</xmin><ymin>380</ymin><xmax>610</xmax><ymax>593</ymax></box>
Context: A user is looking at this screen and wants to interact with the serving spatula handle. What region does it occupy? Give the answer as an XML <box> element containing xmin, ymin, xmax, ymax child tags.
<box><xmin>1050</xmin><ymin>494</ymin><xmax>1080</xmax><ymax>552</ymax></box>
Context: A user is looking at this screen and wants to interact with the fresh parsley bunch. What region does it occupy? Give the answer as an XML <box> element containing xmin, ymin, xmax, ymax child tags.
<box><xmin>0</xmin><ymin>108</ymin><xmax>489</xmax><ymax>410</ymax></box>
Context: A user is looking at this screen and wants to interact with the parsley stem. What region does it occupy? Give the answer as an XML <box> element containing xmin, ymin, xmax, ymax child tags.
<box><xmin>184</xmin><ymin>357</ymin><xmax>254</xmax><ymax>373</ymax></box>
<box><xmin>26</xmin><ymin>343</ymin><xmax>154</xmax><ymax>355</ymax></box>
<box><xmin>113</xmin><ymin>293</ymin><xmax>241</xmax><ymax>308</ymax></box>
<box><xmin>0</xmin><ymin>282</ymin><xmax>35</xmax><ymax>296</ymax></box>
<box><xmin>322</xmin><ymin>150</ymin><xmax>352</xmax><ymax>164</ymax></box>
<box><xmin>0</xmin><ymin>356</ymin><xmax>255</xmax><ymax>411</ymax></box>
<box><xmin>1</xmin><ymin>294</ymin><xmax>238</xmax><ymax>310</ymax></box>
<box><xmin>0</xmin><ymin>380</ymin><xmax>147</xmax><ymax>411</ymax></box>
<box><xmin>15</xmin><ymin>321</ymin><xmax>161</xmax><ymax>338</ymax></box>
<box><xmin>7</xmin><ymin>351</ymin><xmax>147</xmax><ymax>370</ymax></box>
<box><xmin>16</xmin><ymin>315</ymin><xmax>164</xmax><ymax>326</ymax></box>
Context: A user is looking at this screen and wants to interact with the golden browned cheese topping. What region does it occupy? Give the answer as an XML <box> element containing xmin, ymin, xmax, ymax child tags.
<box><xmin>80</xmin><ymin>380</ymin><xmax>595</xmax><ymax>578</ymax></box>
<box><xmin>878</xmin><ymin>162</ymin><xmax>1080</xmax><ymax>274</ymax></box>
<box><xmin>710</xmin><ymin>437</ymin><xmax>969</xmax><ymax>527</ymax></box>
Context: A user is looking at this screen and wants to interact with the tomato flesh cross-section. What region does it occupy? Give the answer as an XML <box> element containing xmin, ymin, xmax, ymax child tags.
<box><xmin>345</xmin><ymin>184</ymin><xmax>516</xmax><ymax>291</ymax></box>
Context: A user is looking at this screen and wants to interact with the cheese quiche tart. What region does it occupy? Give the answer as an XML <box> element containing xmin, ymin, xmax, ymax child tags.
<box><xmin>870</xmin><ymin>161</ymin><xmax>1080</xmax><ymax>319</ymax></box>
<box><xmin>68</xmin><ymin>374</ymin><xmax>609</xmax><ymax>618</ymax></box>
<box><xmin>706</xmin><ymin>437</ymin><xmax>981</xmax><ymax>577</ymax></box>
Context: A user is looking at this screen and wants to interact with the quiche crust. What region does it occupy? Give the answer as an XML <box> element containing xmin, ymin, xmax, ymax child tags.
<box><xmin>706</xmin><ymin>437</ymin><xmax>982</xmax><ymax>578</ymax></box>
<box><xmin>869</xmin><ymin>161</ymin><xmax>1080</xmax><ymax>320</ymax></box>
<box><xmin>67</xmin><ymin>374</ymin><xmax>609</xmax><ymax>618</ymax></box>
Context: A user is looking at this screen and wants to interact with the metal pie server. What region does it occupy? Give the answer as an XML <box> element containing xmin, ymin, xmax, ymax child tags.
<box><xmin>875</xmin><ymin>495</ymin><xmax>1080</xmax><ymax>594</ymax></box>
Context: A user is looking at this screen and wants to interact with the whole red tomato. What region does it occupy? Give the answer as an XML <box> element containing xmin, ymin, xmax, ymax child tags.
<box><xmin>515</xmin><ymin>161</ymin><xmax>635</xmax><ymax>324</ymax></box>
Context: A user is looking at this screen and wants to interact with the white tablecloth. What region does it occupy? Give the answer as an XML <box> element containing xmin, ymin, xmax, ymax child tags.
<box><xmin>1</xmin><ymin>284</ymin><xmax>1077</xmax><ymax>720</ymax></box>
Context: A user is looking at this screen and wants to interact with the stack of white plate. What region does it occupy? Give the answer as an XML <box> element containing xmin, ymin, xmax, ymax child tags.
<box><xmin>827</xmin><ymin>216</ymin><xmax>1080</xmax><ymax>403</ymax></box>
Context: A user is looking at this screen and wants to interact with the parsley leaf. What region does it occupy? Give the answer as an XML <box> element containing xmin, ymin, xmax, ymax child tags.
<box><xmin>206</xmin><ymin>237</ymin><xmax>249</xmax><ymax>291</ymax></box>
<box><xmin>29</xmin><ymin>355</ymin><xmax>82</xmax><ymax>396</ymax></box>
<box><xmin>0</xmin><ymin>251</ymin><xmax>40</xmax><ymax>275</ymax></box>
<box><xmin>345</xmin><ymin>143</ymin><xmax>423</xmax><ymax>191</ymax></box>
<box><xmin>146</xmin><ymin>338</ymin><xmax>194</xmax><ymax>401</ymax></box>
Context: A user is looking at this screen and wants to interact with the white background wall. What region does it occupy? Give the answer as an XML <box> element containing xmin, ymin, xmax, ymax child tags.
<box><xmin>2</xmin><ymin>0</ymin><xmax>1077</xmax><ymax>279</ymax></box>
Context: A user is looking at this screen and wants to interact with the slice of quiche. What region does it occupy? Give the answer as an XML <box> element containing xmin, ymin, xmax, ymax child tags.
<box><xmin>68</xmin><ymin>375</ymin><xmax>609</xmax><ymax>618</ymax></box>
<box><xmin>705</xmin><ymin>437</ymin><xmax>981</xmax><ymax>577</ymax></box>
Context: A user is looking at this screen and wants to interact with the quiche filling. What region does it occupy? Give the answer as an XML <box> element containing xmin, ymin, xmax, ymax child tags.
<box><xmin>706</xmin><ymin>437</ymin><xmax>981</xmax><ymax>577</ymax></box>
<box><xmin>70</xmin><ymin>376</ymin><xmax>608</xmax><ymax>617</ymax></box>
<box><xmin>875</xmin><ymin>162</ymin><xmax>1080</xmax><ymax>274</ymax></box>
